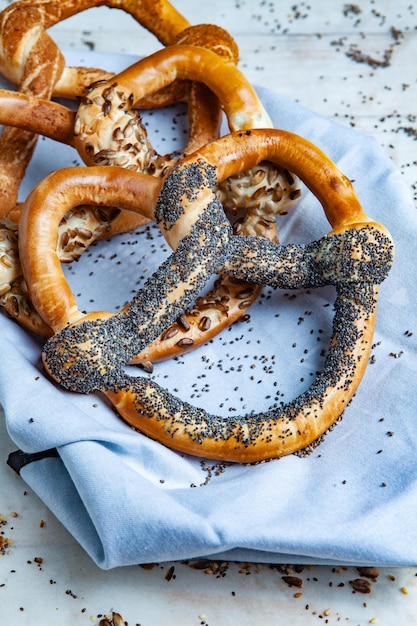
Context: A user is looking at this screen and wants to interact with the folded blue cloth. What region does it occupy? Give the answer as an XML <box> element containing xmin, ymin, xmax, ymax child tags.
<box><xmin>1</xmin><ymin>52</ymin><xmax>415</xmax><ymax>569</ymax></box>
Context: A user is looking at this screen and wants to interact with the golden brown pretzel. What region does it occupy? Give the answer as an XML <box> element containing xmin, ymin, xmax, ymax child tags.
<box><xmin>0</xmin><ymin>23</ymin><xmax>238</xmax><ymax>222</ymax></box>
<box><xmin>19</xmin><ymin>129</ymin><xmax>394</xmax><ymax>462</ymax></box>
<box><xmin>0</xmin><ymin>25</ymin><xmax>240</xmax><ymax>231</ymax></box>
<box><xmin>0</xmin><ymin>0</ymin><xmax>239</xmax><ymax>221</ymax></box>
<box><xmin>73</xmin><ymin>45</ymin><xmax>272</xmax><ymax>174</ymax></box>
<box><xmin>1</xmin><ymin>47</ymin><xmax>300</xmax><ymax>351</ymax></box>
<box><xmin>0</xmin><ymin>0</ymin><xmax>190</xmax><ymax>96</ymax></box>
<box><xmin>0</xmin><ymin>0</ymin><xmax>193</xmax><ymax>219</ymax></box>
<box><xmin>0</xmin><ymin>43</ymin><xmax>267</xmax><ymax>174</ymax></box>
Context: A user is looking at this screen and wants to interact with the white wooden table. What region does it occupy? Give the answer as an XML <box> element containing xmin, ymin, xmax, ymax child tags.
<box><xmin>1</xmin><ymin>1</ymin><xmax>416</xmax><ymax>624</ymax></box>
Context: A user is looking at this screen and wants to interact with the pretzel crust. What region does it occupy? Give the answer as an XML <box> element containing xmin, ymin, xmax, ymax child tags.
<box><xmin>20</xmin><ymin>129</ymin><xmax>394</xmax><ymax>462</ymax></box>
<box><xmin>0</xmin><ymin>1</ymin><xmax>235</xmax><ymax>219</ymax></box>
<box><xmin>0</xmin><ymin>0</ymin><xmax>189</xmax><ymax>93</ymax></box>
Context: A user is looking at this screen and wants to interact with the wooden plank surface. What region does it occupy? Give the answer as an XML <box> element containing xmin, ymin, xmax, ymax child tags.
<box><xmin>0</xmin><ymin>1</ymin><xmax>416</xmax><ymax>624</ymax></box>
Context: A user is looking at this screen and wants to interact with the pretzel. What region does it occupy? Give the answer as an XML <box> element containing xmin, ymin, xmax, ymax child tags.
<box><xmin>0</xmin><ymin>43</ymin><xmax>269</xmax><ymax>174</ymax></box>
<box><xmin>0</xmin><ymin>0</ymin><xmax>238</xmax><ymax>230</ymax></box>
<box><xmin>1</xmin><ymin>46</ymin><xmax>301</xmax><ymax>354</ymax></box>
<box><xmin>0</xmin><ymin>0</ymin><xmax>195</xmax><ymax>219</ymax></box>
<box><xmin>0</xmin><ymin>31</ymin><xmax>240</xmax><ymax>233</ymax></box>
<box><xmin>19</xmin><ymin>129</ymin><xmax>394</xmax><ymax>462</ymax></box>
<box><xmin>72</xmin><ymin>45</ymin><xmax>272</xmax><ymax>172</ymax></box>
<box><xmin>0</xmin><ymin>23</ymin><xmax>238</xmax><ymax>220</ymax></box>
<box><xmin>0</xmin><ymin>0</ymin><xmax>190</xmax><ymax>93</ymax></box>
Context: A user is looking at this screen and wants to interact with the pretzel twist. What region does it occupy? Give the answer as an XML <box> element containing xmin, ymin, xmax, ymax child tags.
<box><xmin>19</xmin><ymin>129</ymin><xmax>394</xmax><ymax>462</ymax></box>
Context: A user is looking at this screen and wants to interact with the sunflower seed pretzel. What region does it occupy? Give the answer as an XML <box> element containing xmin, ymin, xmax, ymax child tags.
<box><xmin>1</xmin><ymin>46</ymin><xmax>301</xmax><ymax>357</ymax></box>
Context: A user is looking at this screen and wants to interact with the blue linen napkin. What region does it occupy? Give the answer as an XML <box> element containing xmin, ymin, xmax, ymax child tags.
<box><xmin>1</xmin><ymin>51</ymin><xmax>415</xmax><ymax>569</ymax></box>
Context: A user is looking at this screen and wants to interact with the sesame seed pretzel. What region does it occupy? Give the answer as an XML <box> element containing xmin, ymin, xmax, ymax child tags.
<box><xmin>19</xmin><ymin>129</ymin><xmax>394</xmax><ymax>462</ymax></box>
<box><xmin>1</xmin><ymin>46</ymin><xmax>301</xmax><ymax>356</ymax></box>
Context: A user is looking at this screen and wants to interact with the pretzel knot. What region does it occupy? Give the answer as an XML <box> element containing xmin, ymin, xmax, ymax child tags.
<box><xmin>27</xmin><ymin>129</ymin><xmax>393</xmax><ymax>462</ymax></box>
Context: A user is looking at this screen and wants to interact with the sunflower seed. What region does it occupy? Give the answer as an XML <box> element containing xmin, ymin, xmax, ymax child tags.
<box><xmin>198</xmin><ymin>316</ymin><xmax>211</xmax><ymax>331</ymax></box>
<box><xmin>176</xmin><ymin>337</ymin><xmax>194</xmax><ymax>347</ymax></box>
<box><xmin>0</xmin><ymin>283</ymin><xmax>10</xmax><ymax>296</ymax></box>
<box><xmin>236</xmin><ymin>287</ymin><xmax>255</xmax><ymax>299</ymax></box>
<box><xmin>176</xmin><ymin>314</ymin><xmax>190</xmax><ymax>331</ymax></box>
<box><xmin>160</xmin><ymin>326</ymin><xmax>179</xmax><ymax>341</ymax></box>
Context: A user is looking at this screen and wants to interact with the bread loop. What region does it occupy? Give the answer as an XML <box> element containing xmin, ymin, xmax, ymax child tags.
<box><xmin>72</xmin><ymin>45</ymin><xmax>272</xmax><ymax>175</ymax></box>
<box><xmin>0</xmin><ymin>0</ymin><xmax>190</xmax><ymax>97</ymax></box>
<box><xmin>134</xmin><ymin>24</ymin><xmax>240</xmax><ymax>154</ymax></box>
<box><xmin>0</xmin><ymin>0</ymin><xmax>193</xmax><ymax>219</ymax></box>
<box><xmin>2</xmin><ymin>46</ymin><xmax>301</xmax><ymax>351</ymax></box>
<box><xmin>0</xmin><ymin>2</ymin><xmax>238</xmax><ymax>219</ymax></box>
<box><xmin>20</xmin><ymin>129</ymin><xmax>394</xmax><ymax>462</ymax></box>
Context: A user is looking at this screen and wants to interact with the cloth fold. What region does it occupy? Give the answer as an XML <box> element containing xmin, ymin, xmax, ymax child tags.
<box><xmin>1</xmin><ymin>51</ymin><xmax>416</xmax><ymax>569</ymax></box>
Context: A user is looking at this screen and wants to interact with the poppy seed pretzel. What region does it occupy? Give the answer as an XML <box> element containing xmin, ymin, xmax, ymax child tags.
<box><xmin>1</xmin><ymin>46</ymin><xmax>301</xmax><ymax>349</ymax></box>
<box><xmin>20</xmin><ymin>129</ymin><xmax>394</xmax><ymax>462</ymax></box>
